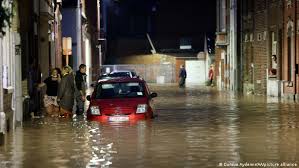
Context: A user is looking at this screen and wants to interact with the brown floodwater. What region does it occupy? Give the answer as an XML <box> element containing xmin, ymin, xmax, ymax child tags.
<box><xmin>1</xmin><ymin>84</ymin><xmax>299</xmax><ymax>168</ymax></box>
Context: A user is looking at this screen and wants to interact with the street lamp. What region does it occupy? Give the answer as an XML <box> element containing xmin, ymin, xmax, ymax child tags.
<box><xmin>62</xmin><ymin>37</ymin><xmax>72</xmax><ymax>66</ymax></box>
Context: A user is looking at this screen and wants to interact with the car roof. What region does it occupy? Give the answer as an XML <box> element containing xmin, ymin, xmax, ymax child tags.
<box><xmin>110</xmin><ymin>70</ymin><xmax>135</xmax><ymax>73</ymax></box>
<box><xmin>98</xmin><ymin>77</ymin><xmax>144</xmax><ymax>84</ymax></box>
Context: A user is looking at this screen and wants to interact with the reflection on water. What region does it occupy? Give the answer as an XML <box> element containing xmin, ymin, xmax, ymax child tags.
<box><xmin>1</xmin><ymin>84</ymin><xmax>299</xmax><ymax>168</ymax></box>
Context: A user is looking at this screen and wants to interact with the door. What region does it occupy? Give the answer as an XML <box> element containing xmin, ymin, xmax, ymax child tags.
<box><xmin>185</xmin><ymin>60</ymin><xmax>206</xmax><ymax>85</ymax></box>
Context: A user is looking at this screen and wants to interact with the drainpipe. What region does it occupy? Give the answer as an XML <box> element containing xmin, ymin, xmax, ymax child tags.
<box><xmin>230</xmin><ymin>0</ymin><xmax>237</xmax><ymax>91</ymax></box>
<box><xmin>97</xmin><ymin>0</ymin><xmax>102</xmax><ymax>66</ymax></box>
<box><xmin>0</xmin><ymin>35</ymin><xmax>5</xmax><ymax>144</ymax></box>
<box><xmin>295</xmin><ymin>0</ymin><xmax>297</xmax><ymax>99</ymax></box>
<box><xmin>14</xmin><ymin>42</ymin><xmax>22</xmax><ymax>126</ymax></box>
<box><xmin>76</xmin><ymin>0</ymin><xmax>82</xmax><ymax>68</ymax></box>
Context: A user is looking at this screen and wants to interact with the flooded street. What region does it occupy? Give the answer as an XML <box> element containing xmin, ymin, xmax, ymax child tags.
<box><xmin>1</xmin><ymin>85</ymin><xmax>299</xmax><ymax>168</ymax></box>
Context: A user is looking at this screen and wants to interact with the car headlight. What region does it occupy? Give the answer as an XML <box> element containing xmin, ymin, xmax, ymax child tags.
<box><xmin>136</xmin><ymin>104</ymin><xmax>148</xmax><ymax>114</ymax></box>
<box><xmin>90</xmin><ymin>106</ymin><xmax>101</xmax><ymax>115</ymax></box>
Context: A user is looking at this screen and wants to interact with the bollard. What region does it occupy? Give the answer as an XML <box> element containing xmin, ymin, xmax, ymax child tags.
<box><xmin>0</xmin><ymin>112</ymin><xmax>6</xmax><ymax>146</ymax></box>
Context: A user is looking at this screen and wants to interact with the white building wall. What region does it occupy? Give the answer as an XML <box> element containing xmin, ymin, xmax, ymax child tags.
<box><xmin>0</xmin><ymin>0</ymin><xmax>22</xmax><ymax>135</ymax></box>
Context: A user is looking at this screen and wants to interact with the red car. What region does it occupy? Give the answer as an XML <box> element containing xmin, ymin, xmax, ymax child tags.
<box><xmin>86</xmin><ymin>77</ymin><xmax>158</xmax><ymax>122</ymax></box>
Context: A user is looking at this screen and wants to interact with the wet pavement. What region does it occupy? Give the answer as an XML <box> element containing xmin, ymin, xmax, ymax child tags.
<box><xmin>1</xmin><ymin>84</ymin><xmax>299</xmax><ymax>168</ymax></box>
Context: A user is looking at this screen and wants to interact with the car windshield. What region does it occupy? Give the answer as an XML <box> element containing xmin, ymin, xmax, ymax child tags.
<box><xmin>109</xmin><ymin>72</ymin><xmax>131</xmax><ymax>77</ymax></box>
<box><xmin>95</xmin><ymin>82</ymin><xmax>145</xmax><ymax>99</ymax></box>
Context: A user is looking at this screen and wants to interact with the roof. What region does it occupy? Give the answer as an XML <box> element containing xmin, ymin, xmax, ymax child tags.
<box><xmin>98</xmin><ymin>77</ymin><xmax>144</xmax><ymax>84</ymax></box>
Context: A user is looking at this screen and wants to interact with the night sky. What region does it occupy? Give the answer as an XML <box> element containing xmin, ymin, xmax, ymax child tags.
<box><xmin>105</xmin><ymin>0</ymin><xmax>216</xmax><ymax>58</ymax></box>
<box><xmin>155</xmin><ymin>0</ymin><xmax>216</xmax><ymax>36</ymax></box>
<box><xmin>63</xmin><ymin>0</ymin><xmax>217</xmax><ymax>59</ymax></box>
<box><xmin>107</xmin><ymin>0</ymin><xmax>216</xmax><ymax>36</ymax></box>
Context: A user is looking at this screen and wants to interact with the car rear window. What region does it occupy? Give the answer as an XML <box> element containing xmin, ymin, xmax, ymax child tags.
<box><xmin>95</xmin><ymin>82</ymin><xmax>145</xmax><ymax>99</ymax></box>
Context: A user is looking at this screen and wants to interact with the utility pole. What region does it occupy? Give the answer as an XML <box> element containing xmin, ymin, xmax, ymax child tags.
<box><xmin>146</xmin><ymin>33</ymin><xmax>156</xmax><ymax>54</ymax></box>
<box><xmin>0</xmin><ymin>37</ymin><xmax>5</xmax><ymax>144</ymax></box>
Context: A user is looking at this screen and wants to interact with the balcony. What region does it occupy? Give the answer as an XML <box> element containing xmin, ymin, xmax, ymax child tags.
<box><xmin>215</xmin><ymin>32</ymin><xmax>228</xmax><ymax>46</ymax></box>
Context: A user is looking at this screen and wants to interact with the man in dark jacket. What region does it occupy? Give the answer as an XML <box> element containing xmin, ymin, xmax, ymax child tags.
<box><xmin>179</xmin><ymin>65</ymin><xmax>187</xmax><ymax>88</ymax></box>
<box><xmin>75</xmin><ymin>64</ymin><xmax>87</xmax><ymax>115</ymax></box>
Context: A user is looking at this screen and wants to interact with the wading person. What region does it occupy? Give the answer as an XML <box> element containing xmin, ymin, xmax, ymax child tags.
<box><xmin>179</xmin><ymin>64</ymin><xmax>187</xmax><ymax>88</ymax></box>
<box><xmin>39</xmin><ymin>68</ymin><xmax>61</xmax><ymax>117</ymax></box>
<box><xmin>57</xmin><ymin>66</ymin><xmax>76</xmax><ymax>118</ymax></box>
<box><xmin>28</xmin><ymin>59</ymin><xmax>42</xmax><ymax>117</ymax></box>
<box><xmin>208</xmin><ymin>65</ymin><xmax>214</xmax><ymax>86</ymax></box>
<box><xmin>75</xmin><ymin>64</ymin><xmax>87</xmax><ymax>115</ymax></box>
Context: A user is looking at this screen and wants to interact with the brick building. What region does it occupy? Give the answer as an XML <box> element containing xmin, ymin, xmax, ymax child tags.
<box><xmin>217</xmin><ymin>0</ymin><xmax>299</xmax><ymax>100</ymax></box>
<box><xmin>241</xmin><ymin>0</ymin><xmax>284</xmax><ymax>96</ymax></box>
<box><xmin>282</xmin><ymin>0</ymin><xmax>299</xmax><ymax>100</ymax></box>
<box><xmin>240</xmin><ymin>0</ymin><xmax>299</xmax><ymax>99</ymax></box>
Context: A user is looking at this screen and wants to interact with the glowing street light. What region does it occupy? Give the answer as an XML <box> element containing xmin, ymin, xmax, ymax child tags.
<box><xmin>62</xmin><ymin>37</ymin><xmax>72</xmax><ymax>66</ymax></box>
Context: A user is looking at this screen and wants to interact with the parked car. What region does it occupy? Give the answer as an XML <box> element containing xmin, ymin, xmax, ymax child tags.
<box><xmin>98</xmin><ymin>70</ymin><xmax>138</xmax><ymax>80</ymax></box>
<box><xmin>86</xmin><ymin>77</ymin><xmax>158</xmax><ymax>122</ymax></box>
<box><xmin>97</xmin><ymin>73</ymin><xmax>111</xmax><ymax>80</ymax></box>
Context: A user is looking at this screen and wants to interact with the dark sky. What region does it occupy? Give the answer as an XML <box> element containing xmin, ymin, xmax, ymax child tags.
<box><xmin>107</xmin><ymin>0</ymin><xmax>216</xmax><ymax>37</ymax></box>
<box><xmin>155</xmin><ymin>0</ymin><xmax>216</xmax><ymax>36</ymax></box>
<box><xmin>63</xmin><ymin>0</ymin><xmax>216</xmax><ymax>53</ymax></box>
<box><xmin>104</xmin><ymin>0</ymin><xmax>217</xmax><ymax>58</ymax></box>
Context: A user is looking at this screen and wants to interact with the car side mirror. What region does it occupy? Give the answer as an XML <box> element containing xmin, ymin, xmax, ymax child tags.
<box><xmin>90</xmin><ymin>81</ymin><xmax>96</xmax><ymax>87</ymax></box>
<box><xmin>150</xmin><ymin>92</ymin><xmax>158</xmax><ymax>98</ymax></box>
<box><xmin>86</xmin><ymin>95</ymin><xmax>91</xmax><ymax>101</ymax></box>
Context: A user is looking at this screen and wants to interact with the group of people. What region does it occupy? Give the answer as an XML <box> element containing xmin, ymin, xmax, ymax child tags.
<box><xmin>178</xmin><ymin>64</ymin><xmax>214</xmax><ymax>88</ymax></box>
<box><xmin>38</xmin><ymin>64</ymin><xmax>87</xmax><ymax>118</ymax></box>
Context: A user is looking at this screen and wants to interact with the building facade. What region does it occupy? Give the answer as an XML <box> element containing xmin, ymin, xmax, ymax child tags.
<box><xmin>215</xmin><ymin>0</ymin><xmax>299</xmax><ymax>99</ymax></box>
<box><xmin>240</xmin><ymin>0</ymin><xmax>299</xmax><ymax>100</ymax></box>
<box><xmin>215</xmin><ymin>0</ymin><xmax>241</xmax><ymax>91</ymax></box>
<box><xmin>62</xmin><ymin>0</ymin><xmax>82</xmax><ymax>69</ymax></box>
<box><xmin>241</xmin><ymin>0</ymin><xmax>284</xmax><ymax>96</ymax></box>
<box><xmin>62</xmin><ymin>0</ymin><xmax>100</xmax><ymax>84</ymax></box>
<box><xmin>217</xmin><ymin>0</ymin><xmax>298</xmax><ymax>100</ymax></box>
<box><xmin>282</xmin><ymin>0</ymin><xmax>299</xmax><ymax>100</ymax></box>
<box><xmin>0</xmin><ymin>0</ymin><xmax>22</xmax><ymax>141</ymax></box>
<box><xmin>1</xmin><ymin>0</ymin><xmax>64</xmax><ymax>144</ymax></box>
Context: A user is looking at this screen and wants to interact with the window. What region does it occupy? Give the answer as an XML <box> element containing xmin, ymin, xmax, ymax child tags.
<box><xmin>96</xmin><ymin>82</ymin><xmax>145</xmax><ymax>99</ymax></box>
<box><xmin>244</xmin><ymin>34</ymin><xmax>249</xmax><ymax>42</ymax></box>
<box><xmin>288</xmin><ymin>36</ymin><xmax>292</xmax><ymax>80</ymax></box>
<box><xmin>287</xmin><ymin>21</ymin><xmax>294</xmax><ymax>81</ymax></box>
<box><xmin>257</xmin><ymin>33</ymin><xmax>262</xmax><ymax>41</ymax></box>
<box><xmin>1</xmin><ymin>32</ymin><xmax>13</xmax><ymax>89</ymax></box>
<box><xmin>263</xmin><ymin>31</ymin><xmax>267</xmax><ymax>41</ymax></box>
<box><xmin>269</xmin><ymin>32</ymin><xmax>278</xmax><ymax>77</ymax></box>
<box><xmin>250</xmin><ymin>33</ymin><xmax>254</xmax><ymax>42</ymax></box>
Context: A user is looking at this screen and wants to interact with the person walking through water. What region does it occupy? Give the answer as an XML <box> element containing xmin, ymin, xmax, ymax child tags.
<box><xmin>57</xmin><ymin>66</ymin><xmax>76</xmax><ymax>118</ymax></box>
<box><xmin>28</xmin><ymin>59</ymin><xmax>42</xmax><ymax>117</ymax></box>
<box><xmin>179</xmin><ymin>64</ymin><xmax>187</xmax><ymax>88</ymax></box>
<box><xmin>75</xmin><ymin>64</ymin><xmax>87</xmax><ymax>115</ymax></box>
<box><xmin>208</xmin><ymin>65</ymin><xmax>214</xmax><ymax>86</ymax></box>
<box><xmin>38</xmin><ymin>68</ymin><xmax>61</xmax><ymax>117</ymax></box>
